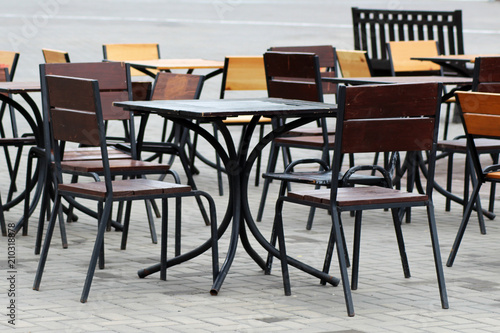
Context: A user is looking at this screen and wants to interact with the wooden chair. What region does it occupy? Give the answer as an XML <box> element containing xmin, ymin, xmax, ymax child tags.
<box><xmin>436</xmin><ymin>56</ymin><xmax>500</xmax><ymax>229</ymax></box>
<box><xmin>42</xmin><ymin>48</ymin><xmax>70</xmax><ymax>63</ymax></box>
<box><xmin>134</xmin><ymin>72</ymin><xmax>212</xmax><ymax>234</ymax></box>
<box><xmin>335</xmin><ymin>50</ymin><xmax>372</xmax><ymax>77</ymax></box>
<box><xmin>352</xmin><ymin>8</ymin><xmax>464</xmax><ymax>76</ymax></box>
<box><xmin>0</xmin><ymin>51</ymin><xmax>20</xmax><ymax>79</ymax></box>
<box><xmin>256</xmin><ymin>51</ymin><xmax>334</xmax><ymax>225</ymax></box>
<box><xmin>213</xmin><ymin>56</ymin><xmax>271</xmax><ymax>194</ymax></box>
<box><xmin>272</xmin><ymin>82</ymin><xmax>448</xmax><ymax>317</ymax></box>
<box><xmin>29</xmin><ymin>62</ymin><xmax>175</xmax><ymax>253</ymax></box>
<box><xmin>387</xmin><ymin>40</ymin><xmax>442</xmax><ymax>76</ymax></box>
<box><xmin>446</xmin><ymin>91</ymin><xmax>500</xmax><ymax>267</ymax></box>
<box><xmin>32</xmin><ymin>75</ymin><xmax>218</xmax><ymax>303</ymax></box>
<box><xmin>102</xmin><ymin>43</ymin><xmax>160</xmax><ymax>101</ymax></box>
<box><xmin>268</xmin><ymin>45</ymin><xmax>338</xmax><ymax>95</ymax></box>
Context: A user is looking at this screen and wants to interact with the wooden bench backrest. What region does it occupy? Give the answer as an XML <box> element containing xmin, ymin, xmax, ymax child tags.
<box><xmin>103</xmin><ymin>43</ymin><xmax>160</xmax><ymax>76</ymax></box>
<box><xmin>0</xmin><ymin>51</ymin><xmax>20</xmax><ymax>79</ymax></box>
<box><xmin>336</xmin><ymin>50</ymin><xmax>372</xmax><ymax>77</ymax></box>
<box><xmin>264</xmin><ymin>51</ymin><xmax>324</xmax><ymax>102</ymax></box>
<box><xmin>338</xmin><ymin>83</ymin><xmax>442</xmax><ymax>154</ymax></box>
<box><xmin>387</xmin><ymin>40</ymin><xmax>442</xmax><ymax>75</ymax></box>
<box><xmin>352</xmin><ymin>8</ymin><xmax>464</xmax><ymax>75</ymax></box>
<box><xmin>472</xmin><ymin>57</ymin><xmax>500</xmax><ymax>93</ymax></box>
<box><xmin>42</xmin><ymin>48</ymin><xmax>70</xmax><ymax>63</ymax></box>
<box><xmin>268</xmin><ymin>45</ymin><xmax>337</xmax><ymax>94</ymax></box>
<box><xmin>151</xmin><ymin>72</ymin><xmax>204</xmax><ymax>100</ymax></box>
<box><xmin>220</xmin><ymin>56</ymin><xmax>267</xmax><ymax>98</ymax></box>
<box><xmin>41</xmin><ymin>62</ymin><xmax>132</xmax><ymax>120</ymax></box>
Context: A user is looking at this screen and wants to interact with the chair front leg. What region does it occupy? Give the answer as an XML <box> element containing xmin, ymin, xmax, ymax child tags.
<box><xmin>391</xmin><ymin>208</ymin><xmax>410</xmax><ymax>278</ymax></box>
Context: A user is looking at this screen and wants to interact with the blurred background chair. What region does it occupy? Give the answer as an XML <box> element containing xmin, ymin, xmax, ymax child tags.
<box><xmin>42</xmin><ymin>48</ymin><xmax>70</xmax><ymax>63</ymax></box>
<box><xmin>102</xmin><ymin>43</ymin><xmax>160</xmax><ymax>101</ymax></box>
<box><xmin>335</xmin><ymin>50</ymin><xmax>372</xmax><ymax>78</ymax></box>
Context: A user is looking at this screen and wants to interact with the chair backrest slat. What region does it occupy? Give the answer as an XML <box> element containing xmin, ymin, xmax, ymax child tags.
<box><xmin>472</xmin><ymin>57</ymin><xmax>500</xmax><ymax>93</ymax></box>
<box><xmin>338</xmin><ymin>83</ymin><xmax>442</xmax><ymax>154</ymax></box>
<box><xmin>457</xmin><ymin>91</ymin><xmax>500</xmax><ymax>137</ymax></box>
<box><xmin>264</xmin><ymin>51</ymin><xmax>324</xmax><ymax>102</ymax></box>
<box><xmin>42</xmin><ymin>48</ymin><xmax>70</xmax><ymax>63</ymax></box>
<box><xmin>220</xmin><ymin>56</ymin><xmax>267</xmax><ymax>98</ymax></box>
<box><xmin>387</xmin><ymin>40</ymin><xmax>442</xmax><ymax>76</ymax></box>
<box><xmin>151</xmin><ymin>72</ymin><xmax>204</xmax><ymax>100</ymax></box>
<box><xmin>46</xmin><ymin>75</ymin><xmax>101</xmax><ymax>146</ymax></box>
<box><xmin>336</xmin><ymin>50</ymin><xmax>372</xmax><ymax>77</ymax></box>
<box><xmin>103</xmin><ymin>43</ymin><xmax>160</xmax><ymax>77</ymax></box>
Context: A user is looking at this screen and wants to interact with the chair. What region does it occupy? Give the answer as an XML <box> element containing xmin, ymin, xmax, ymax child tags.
<box><xmin>29</xmin><ymin>62</ymin><xmax>174</xmax><ymax>253</ymax></box>
<box><xmin>268</xmin><ymin>45</ymin><xmax>338</xmax><ymax>95</ymax></box>
<box><xmin>32</xmin><ymin>75</ymin><xmax>218</xmax><ymax>303</ymax></box>
<box><xmin>352</xmin><ymin>8</ymin><xmax>464</xmax><ymax>76</ymax></box>
<box><xmin>387</xmin><ymin>40</ymin><xmax>442</xmax><ymax>76</ymax></box>
<box><xmin>0</xmin><ymin>51</ymin><xmax>20</xmax><ymax>79</ymax></box>
<box><xmin>214</xmin><ymin>56</ymin><xmax>271</xmax><ymax>194</ymax></box>
<box><xmin>436</xmin><ymin>56</ymin><xmax>500</xmax><ymax>229</ymax></box>
<box><xmin>256</xmin><ymin>51</ymin><xmax>335</xmax><ymax>225</ymax></box>
<box><xmin>102</xmin><ymin>43</ymin><xmax>160</xmax><ymax>101</ymax></box>
<box><xmin>272</xmin><ymin>82</ymin><xmax>448</xmax><ymax>317</ymax></box>
<box><xmin>335</xmin><ymin>50</ymin><xmax>372</xmax><ymax>78</ymax></box>
<box><xmin>42</xmin><ymin>48</ymin><xmax>70</xmax><ymax>63</ymax></box>
<box><xmin>446</xmin><ymin>90</ymin><xmax>500</xmax><ymax>268</ymax></box>
<box><xmin>134</xmin><ymin>72</ymin><xmax>212</xmax><ymax>231</ymax></box>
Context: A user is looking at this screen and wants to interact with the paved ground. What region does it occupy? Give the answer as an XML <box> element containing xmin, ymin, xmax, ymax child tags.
<box><xmin>2</xmin><ymin>0</ymin><xmax>500</xmax><ymax>332</ymax></box>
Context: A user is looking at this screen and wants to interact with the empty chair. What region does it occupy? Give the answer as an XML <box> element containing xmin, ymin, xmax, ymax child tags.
<box><xmin>272</xmin><ymin>82</ymin><xmax>448</xmax><ymax>316</ymax></box>
<box><xmin>33</xmin><ymin>74</ymin><xmax>218</xmax><ymax>303</ymax></box>
<box><xmin>0</xmin><ymin>51</ymin><xmax>20</xmax><ymax>79</ymax></box>
<box><xmin>102</xmin><ymin>43</ymin><xmax>160</xmax><ymax>100</ymax></box>
<box><xmin>335</xmin><ymin>50</ymin><xmax>372</xmax><ymax>77</ymax></box>
<box><xmin>387</xmin><ymin>40</ymin><xmax>442</xmax><ymax>76</ymax></box>
<box><xmin>42</xmin><ymin>48</ymin><xmax>70</xmax><ymax>63</ymax></box>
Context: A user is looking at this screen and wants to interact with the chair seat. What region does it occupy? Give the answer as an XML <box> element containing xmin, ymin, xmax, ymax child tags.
<box><xmin>59</xmin><ymin>178</ymin><xmax>191</xmax><ymax>199</ymax></box>
<box><xmin>60</xmin><ymin>159</ymin><xmax>170</xmax><ymax>173</ymax></box>
<box><xmin>437</xmin><ymin>138</ymin><xmax>500</xmax><ymax>152</ymax></box>
<box><xmin>222</xmin><ymin>115</ymin><xmax>272</xmax><ymax>124</ymax></box>
<box><xmin>63</xmin><ymin>146</ymin><xmax>131</xmax><ymax>161</ymax></box>
<box><xmin>288</xmin><ymin>186</ymin><xmax>428</xmax><ymax>207</ymax></box>
<box><xmin>274</xmin><ymin>134</ymin><xmax>335</xmax><ymax>148</ymax></box>
<box><xmin>263</xmin><ymin>170</ymin><xmax>384</xmax><ymax>186</ymax></box>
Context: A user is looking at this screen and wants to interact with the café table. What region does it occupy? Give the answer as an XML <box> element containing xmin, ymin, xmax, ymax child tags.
<box><xmin>411</xmin><ymin>54</ymin><xmax>500</xmax><ymax>77</ymax></box>
<box><xmin>114</xmin><ymin>97</ymin><xmax>341</xmax><ymax>295</ymax></box>
<box><xmin>0</xmin><ymin>82</ymin><xmax>44</xmax><ymax>235</ymax></box>
<box><xmin>116</xmin><ymin>58</ymin><xmax>224</xmax><ymax>80</ymax></box>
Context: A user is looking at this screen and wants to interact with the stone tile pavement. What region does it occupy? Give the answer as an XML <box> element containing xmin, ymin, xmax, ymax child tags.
<box><xmin>2</xmin><ymin>0</ymin><xmax>500</xmax><ymax>332</ymax></box>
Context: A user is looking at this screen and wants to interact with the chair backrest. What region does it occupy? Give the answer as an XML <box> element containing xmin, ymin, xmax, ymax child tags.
<box><xmin>219</xmin><ymin>56</ymin><xmax>267</xmax><ymax>99</ymax></box>
<box><xmin>268</xmin><ymin>45</ymin><xmax>337</xmax><ymax>94</ymax></box>
<box><xmin>471</xmin><ymin>57</ymin><xmax>500</xmax><ymax>93</ymax></box>
<box><xmin>333</xmin><ymin>83</ymin><xmax>442</xmax><ymax>195</ymax></box>
<box><xmin>456</xmin><ymin>91</ymin><xmax>500</xmax><ymax>183</ymax></box>
<box><xmin>352</xmin><ymin>7</ymin><xmax>464</xmax><ymax>76</ymax></box>
<box><xmin>102</xmin><ymin>43</ymin><xmax>160</xmax><ymax>76</ymax></box>
<box><xmin>0</xmin><ymin>51</ymin><xmax>20</xmax><ymax>79</ymax></box>
<box><xmin>335</xmin><ymin>50</ymin><xmax>372</xmax><ymax>77</ymax></box>
<box><xmin>42</xmin><ymin>48</ymin><xmax>70</xmax><ymax>63</ymax></box>
<box><xmin>0</xmin><ymin>67</ymin><xmax>10</xmax><ymax>82</ymax></box>
<box><xmin>40</xmin><ymin>62</ymin><xmax>132</xmax><ymax>120</ymax></box>
<box><xmin>387</xmin><ymin>40</ymin><xmax>442</xmax><ymax>76</ymax></box>
<box><xmin>44</xmin><ymin>75</ymin><xmax>112</xmax><ymax>185</ymax></box>
<box><xmin>263</xmin><ymin>51</ymin><xmax>324</xmax><ymax>102</ymax></box>
<box><xmin>151</xmin><ymin>72</ymin><xmax>204</xmax><ymax>100</ymax></box>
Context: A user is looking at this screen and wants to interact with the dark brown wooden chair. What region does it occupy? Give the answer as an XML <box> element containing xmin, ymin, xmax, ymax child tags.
<box><xmin>33</xmin><ymin>75</ymin><xmax>218</xmax><ymax>303</ymax></box>
<box><xmin>446</xmin><ymin>90</ymin><xmax>500</xmax><ymax>267</ymax></box>
<box><xmin>102</xmin><ymin>43</ymin><xmax>160</xmax><ymax>101</ymax></box>
<box><xmin>436</xmin><ymin>56</ymin><xmax>500</xmax><ymax>228</ymax></box>
<box><xmin>271</xmin><ymin>82</ymin><xmax>448</xmax><ymax>317</ymax></box>
<box><xmin>257</xmin><ymin>51</ymin><xmax>335</xmax><ymax>225</ymax></box>
<box><xmin>29</xmin><ymin>62</ymin><xmax>176</xmax><ymax>253</ymax></box>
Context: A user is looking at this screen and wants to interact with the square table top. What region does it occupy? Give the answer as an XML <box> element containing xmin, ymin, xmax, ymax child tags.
<box><xmin>115</xmin><ymin>98</ymin><xmax>337</xmax><ymax>119</ymax></box>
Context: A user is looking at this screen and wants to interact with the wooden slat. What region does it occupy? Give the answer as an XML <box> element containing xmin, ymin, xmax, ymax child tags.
<box><xmin>342</xmin><ymin>118</ymin><xmax>435</xmax><ymax>153</ymax></box>
<box><xmin>344</xmin><ymin>83</ymin><xmax>439</xmax><ymax>119</ymax></box>
<box><xmin>288</xmin><ymin>186</ymin><xmax>428</xmax><ymax>207</ymax></box>
<box><xmin>60</xmin><ymin>159</ymin><xmax>170</xmax><ymax>173</ymax></box>
<box><xmin>275</xmin><ymin>134</ymin><xmax>335</xmax><ymax>148</ymax></box>
<box><xmin>388</xmin><ymin>40</ymin><xmax>442</xmax><ymax>73</ymax></box>
<box><xmin>152</xmin><ymin>73</ymin><xmax>203</xmax><ymax>100</ymax></box>
<box><xmin>336</xmin><ymin>50</ymin><xmax>371</xmax><ymax>78</ymax></box>
<box><xmin>223</xmin><ymin>56</ymin><xmax>267</xmax><ymax>91</ymax></box>
<box><xmin>42</xmin><ymin>48</ymin><xmax>70</xmax><ymax>63</ymax></box>
<box><xmin>63</xmin><ymin>147</ymin><xmax>130</xmax><ymax>161</ymax></box>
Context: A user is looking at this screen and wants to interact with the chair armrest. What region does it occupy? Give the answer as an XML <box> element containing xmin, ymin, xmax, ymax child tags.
<box><xmin>341</xmin><ymin>165</ymin><xmax>393</xmax><ymax>188</ymax></box>
<box><xmin>283</xmin><ymin>158</ymin><xmax>330</xmax><ymax>173</ymax></box>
